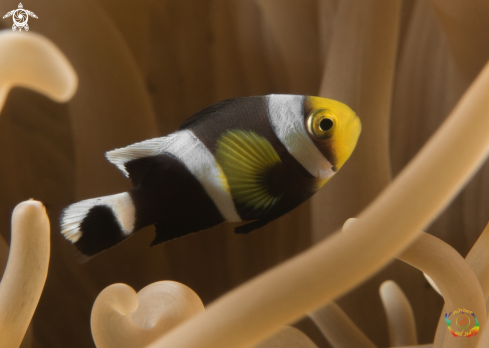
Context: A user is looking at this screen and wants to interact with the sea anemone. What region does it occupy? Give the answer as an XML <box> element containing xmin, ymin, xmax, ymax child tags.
<box><xmin>1</xmin><ymin>1</ymin><xmax>489</xmax><ymax>347</ymax></box>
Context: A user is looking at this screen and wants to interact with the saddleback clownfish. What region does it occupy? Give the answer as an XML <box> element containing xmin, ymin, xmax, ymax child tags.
<box><xmin>61</xmin><ymin>95</ymin><xmax>361</xmax><ymax>256</ymax></box>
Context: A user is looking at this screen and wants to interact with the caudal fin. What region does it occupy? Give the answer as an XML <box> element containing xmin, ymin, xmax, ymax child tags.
<box><xmin>60</xmin><ymin>192</ymin><xmax>136</xmax><ymax>256</ymax></box>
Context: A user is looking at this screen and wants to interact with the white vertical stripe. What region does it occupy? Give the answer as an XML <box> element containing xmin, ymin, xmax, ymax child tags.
<box><xmin>266</xmin><ymin>94</ymin><xmax>334</xmax><ymax>180</ymax></box>
<box><xmin>165</xmin><ymin>131</ymin><xmax>241</xmax><ymax>222</ymax></box>
<box><xmin>106</xmin><ymin>130</ymin><xmax>241</xmax><ymax>222</ymax></box>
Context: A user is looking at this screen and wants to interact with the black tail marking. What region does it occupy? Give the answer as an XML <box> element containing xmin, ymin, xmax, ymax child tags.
<box><xmin>75</xmin><ymin>205</ymin><xmax>127</xmax><ymax>256</ymax></box>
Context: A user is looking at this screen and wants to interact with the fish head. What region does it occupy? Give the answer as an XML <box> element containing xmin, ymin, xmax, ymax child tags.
<box><xmin>303</xmin><ymin>96</ymin><xmax>361</xmax><ymax>172</ymax></box>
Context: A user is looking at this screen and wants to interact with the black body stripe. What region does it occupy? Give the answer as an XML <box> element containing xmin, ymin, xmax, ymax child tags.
<box><xmin>179</xmin><ymin>98</ymin><xmax>239</xmax><ymax>130</ymax></box>
<box><xmin>127</xmin><ymin>153</ymin><xmax>224</xmax><ymax>245</ymax></box>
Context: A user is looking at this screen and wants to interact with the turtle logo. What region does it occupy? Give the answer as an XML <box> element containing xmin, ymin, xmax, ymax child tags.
<box><xmin>3</xmin><ymin>3</ymin><xmax>38</xmax><ymax>32</ymax></box>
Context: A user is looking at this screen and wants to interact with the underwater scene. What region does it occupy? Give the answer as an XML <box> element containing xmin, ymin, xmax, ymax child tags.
<box><xmin>0</xmin><ymin>1</ymin><xmax>489</xmax><ymax>347</ymax></box>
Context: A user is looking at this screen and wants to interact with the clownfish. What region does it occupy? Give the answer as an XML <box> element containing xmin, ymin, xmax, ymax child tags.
<box><xmin>61</xmin><ymin>95</ymin><xmax>361</xmax><ymax>256</ymax></box>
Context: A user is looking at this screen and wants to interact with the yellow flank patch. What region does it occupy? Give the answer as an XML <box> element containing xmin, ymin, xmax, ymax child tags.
<box><xmin>215</xmin><ymin>130</ymin><xmax>281</xmax><ymax>211</ymax></box>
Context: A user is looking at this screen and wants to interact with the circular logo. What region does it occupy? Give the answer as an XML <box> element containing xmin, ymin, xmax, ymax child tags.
<box><xmin>445</xmin><ymin>308</ymin><xmax>479</xmax><ymax>337</ymax></box>
<box><xmin>456</xmin><ymin>315</ymin><xmax>470</xmax><ymax>329</ymax></box>
<box><xmin>13</xmin><ymin>9</ymin><xmax>28</xmax><ymax>27</ymax></box>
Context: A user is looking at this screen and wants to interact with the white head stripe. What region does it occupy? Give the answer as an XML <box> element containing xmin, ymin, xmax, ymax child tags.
<box><xmin>266</xmin><ymin>94</ymin><xmax>334</xmax><ymax>180</ymax></box>
<box><xmin>165</xmin><ymin>131</ymin><xmax>240</xmax><ymax>222</ymax></box>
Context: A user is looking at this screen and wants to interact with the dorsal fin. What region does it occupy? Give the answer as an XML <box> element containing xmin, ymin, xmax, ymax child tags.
<box><xmin>179</xmin><ymin>98</ymin><xmax>240</xmax><ymax>130</ymax></box>
<box><xmin>105</xmin><ymin>134</ymin><xmax>181</xmax><ymax>185</ymax></box>
<box><xmin>106</xmin><ymin>137</ymin><xmax>164</xmax><ymax>176</ymax></box>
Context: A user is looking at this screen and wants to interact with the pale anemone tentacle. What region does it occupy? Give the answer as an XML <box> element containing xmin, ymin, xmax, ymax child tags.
<box><xmin>395</xmin><ymin>232</ymin><xmax>486</xmax><ymax>348</ymax></box>
<box><xmin>379</xmin><ymin>280</ymin><xmax>418</xmax><ymax>347</ymax></box>
<box><xmin>423</xmin><ymin>273</ymin><xmax>442</xmax><ymax>296</ymax></box>
<box><xmin>476</xmin><ymin>321</ymin><xmax>489</xmax><ymax>348</ymax></box>
<box><xmin>426</xmin><ymin>9</ymin><xmax>489</xmax><ymax>343</ymax></box>
<box><xmin>433</xmin><ymin>315</ymin><xmax>447</xmax><ymax>348</ymax></box>
<box><xmin>312</xmin><ymin>0</ymin><xmax>400</xmax><ymax>241</ymax></box>
<box><xmin>91</xmin><ymin>281</ymin><xmax>204</xmax><ymax>348</ymax></box>
<box><xmin>429</xmin><ymin>0</ymin><xmax>489</xmax><ymax>80</ymax></box>
<box><xmin>0</xmin><ymin>235</ymin><xmax>32</xmax><ymax>347</ymax></box>
<box><xmin>0</xmin><ymin>234</ymin><xmax>8</xmax><ymax>277</ymax></box>
<box><xmin>254</xmin><ymin>0</ymin><xmax>321</xmax><ymax>94</ymax></box>
<box><xmin>0</xmin><ymin>201</ymin><xmax>50</xmax><ymax>348</ymax></box>
<box><xmin>0</xmin><ymin>30</ymin><xmax>77</xmax><ymax>112</ymax></box>
<box><xmin>233</xmin><ymin>0</ymin><xmax>278</xmax><ymax>97</ymax></box>
<box><xmin>252</xmin><ymin>327</ymin><xmax>318</xmax><ymax>348</ymax></box>
<box><xmin>433</xmin><ymin>220</ymin><xmax>489</xmax><ymax>347</ymax></box>
<box><xmin>94</xmin><ymin>0</ymin><xmax>152</xmax><ymax>72</ymax></box>
<box><xmin>308</xmin><ymin>301</ymin><xmax>377</xmax><ymax>348</ymax></box>
<box><xmin>0</xmin><ymin>31</ymin><xmax>73</xmax><ymax>348</ymax></box>
<box><xmin>465</xmin><ymin>221</ymin><xmax>489</xmax><ymax>304</ymax></box>
<box><xmin>19</xmin><ymin>326</ymin><xmax>33</xmax><ymax>348</ymax></box>
<box><xmin>144</xmin><ymin>57</ymin><xmax>489</xmax><ymax>348</ymax></box>
<box><xmin>423</xmin><ymin>5</ymin><xmax>489</xmax><ymax>344</ymax></box>
<box><xmin>347</xmin><ymin>217</ymin><xmax>483</xmax><ymax>348</ymax></box>
<box><xmin>3</xmin><ymin>0</ymin><xmax>159</xmax><ymax>203</ymax></box>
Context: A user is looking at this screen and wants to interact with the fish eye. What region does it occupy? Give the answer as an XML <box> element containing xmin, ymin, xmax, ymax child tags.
<box><xmin>319</xmin><ymin>118</ymin><xmax>334</xmax><ymax>131</ymax></box>
<box><xmin>307</xmin><ymin>109</ymin><xmax>336</xmax><ymax>140</ymax></box>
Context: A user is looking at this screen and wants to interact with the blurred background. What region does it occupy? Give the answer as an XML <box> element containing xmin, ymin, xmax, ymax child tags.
<box><xmin>1</xmin><ymin>0</ymin><xmax>489</xmax><ymax>347</ymax></box>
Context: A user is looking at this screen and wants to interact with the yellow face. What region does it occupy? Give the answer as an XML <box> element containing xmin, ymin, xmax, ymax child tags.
<box><xmin>304</xmin><ymin>96</ymin><xmax>361</xmax><ymax>171</ymax></box>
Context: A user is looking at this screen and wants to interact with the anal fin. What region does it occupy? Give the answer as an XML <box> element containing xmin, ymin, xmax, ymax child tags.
<box><xmin>150</xmin><ymin>222</ymin><xmax>202</xmax><ymax>246</ymax></box>
<box><xmin>150</xmin><ymin>223</ymin><xmax>178</xmax><ymax>246</ymax></box>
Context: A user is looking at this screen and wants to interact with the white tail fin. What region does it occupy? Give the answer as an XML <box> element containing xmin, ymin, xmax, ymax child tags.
<box><xmin>61</xmin><ymin>192</ymin><xmax>136</xmax><ymax>252</ymax></box>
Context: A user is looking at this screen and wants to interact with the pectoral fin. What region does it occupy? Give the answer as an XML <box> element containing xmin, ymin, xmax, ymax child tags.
<box><xmin>215</xmin><ymin>130</ymin><xmax>282</xmax><ymax>217</ymax></box>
